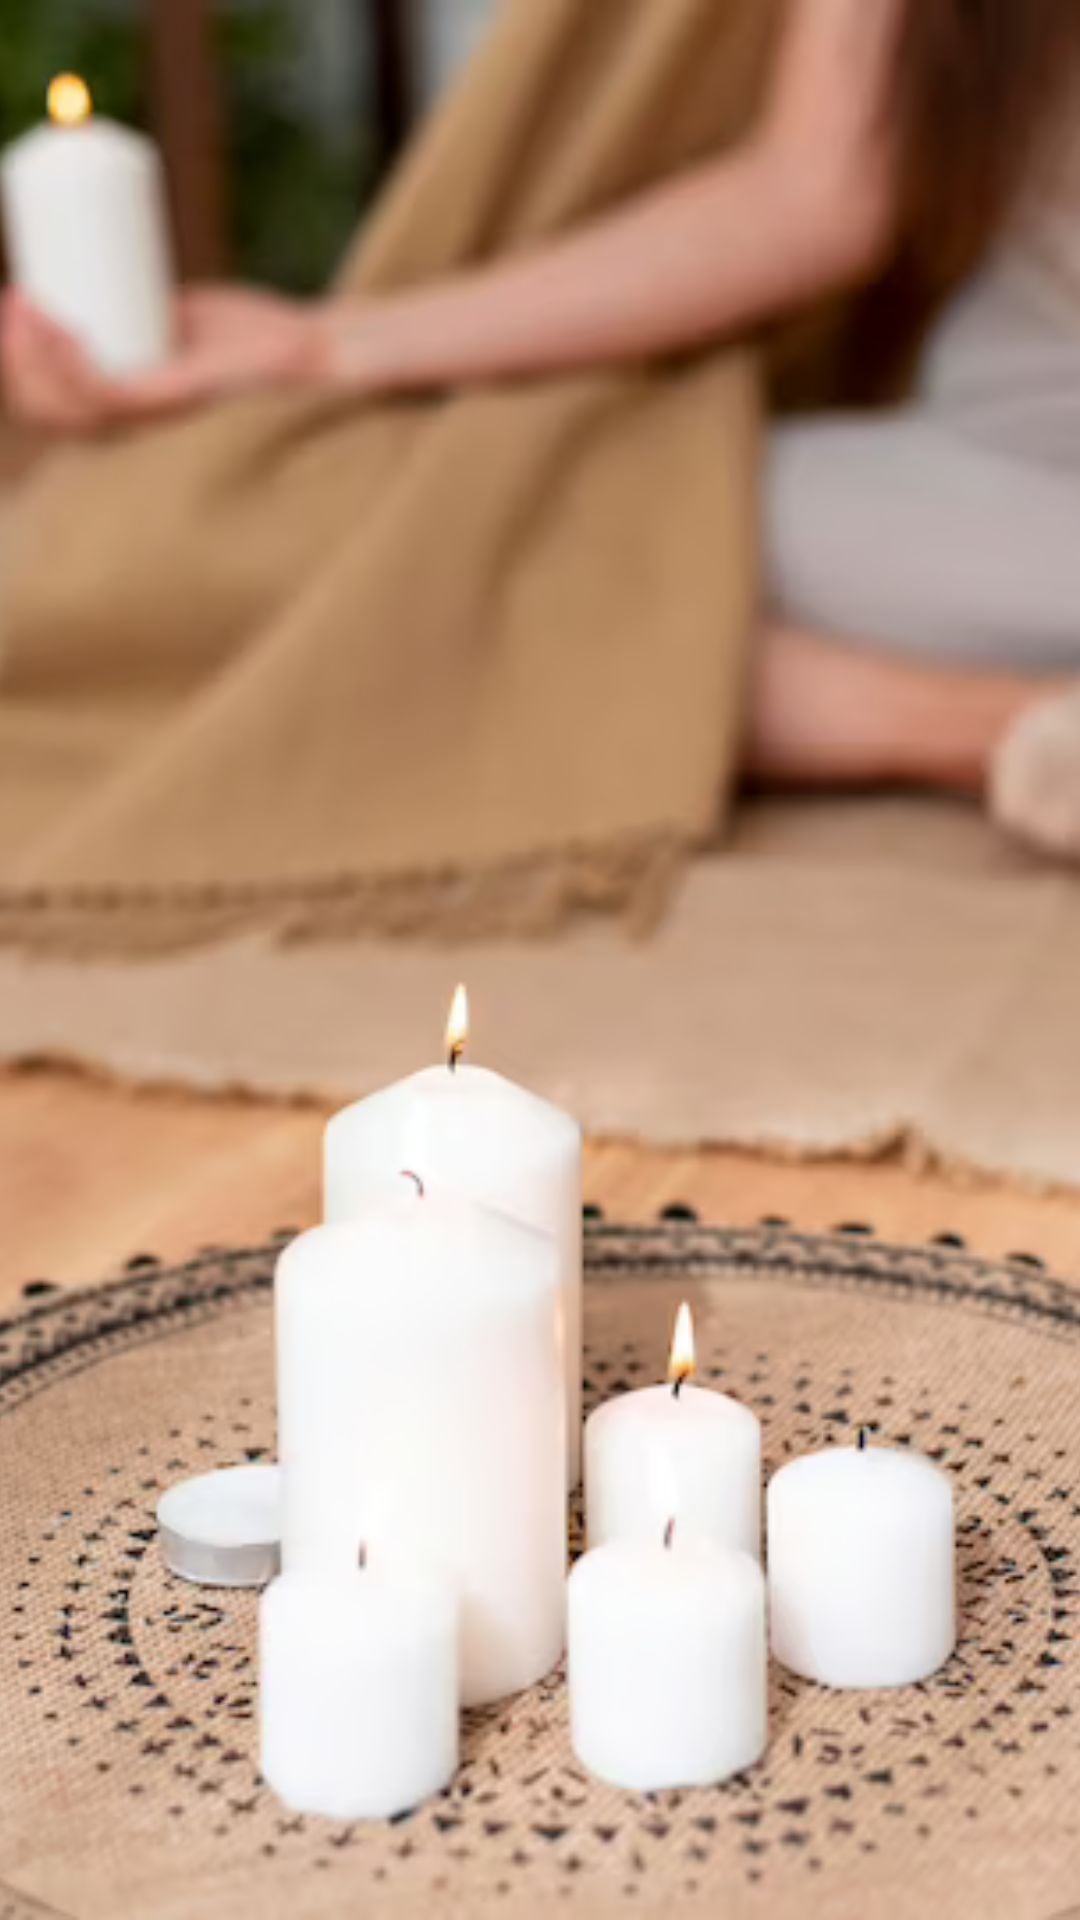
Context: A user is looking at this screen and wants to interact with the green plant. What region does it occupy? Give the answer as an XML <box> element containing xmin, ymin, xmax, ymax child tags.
<box><xmin>0</xmin><ymin>1</ymin><xmax>141</xmax><ymax>140</ymax></box>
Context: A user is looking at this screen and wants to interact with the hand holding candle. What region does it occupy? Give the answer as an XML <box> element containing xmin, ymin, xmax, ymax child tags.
<box><xmin>1</xmin><ymin>75</ymin><xmax>173</xmax><ymax>377</ymax></box>
<box><xmin>585</xmin><ymin>1302</ymin><xmax>761</xmax><ymax>1557</ymax></box>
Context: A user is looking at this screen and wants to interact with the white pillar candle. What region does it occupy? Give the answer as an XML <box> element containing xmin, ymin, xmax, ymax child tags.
<box><xmin>568</xmin><ymin>1528</ymin><xmax>767</xmax><ymax>1792</ymax></box>
<box><xmin>260</xmin><ymin>1556</ymin><xmax>458</xmax><ymax>1820</ymax></box>
<box><xmin>1</xmin><ymin>74</ymin><xmax>173</xmax><ymax>376</ymax></box>
<box><xmin>585</xmin><ymin>1303</ymin><xmax>761</xmax><ymax>1557</ymax></box>
<box><xmin>324</xmin><ymin>986</ymin><xmax>584</xmax><ymax>1483</ymax></box>
<box><xmin>768</xmin><ymin>1430</ymin><xmax>956</xmax><ymax>1688</ymax></box>
<box><xmin>276</xmin><ymin>1187</ymin><xmax>566</xmax><ymax>1707</ymax></box>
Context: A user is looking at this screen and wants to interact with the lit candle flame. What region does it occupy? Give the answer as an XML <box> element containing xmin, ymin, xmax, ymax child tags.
<box><xmin>48</xmin><ymin>74</ymin><xmax>92</xmax><ymax>128</ymax></box>
<box><xmin>668</xmin><ymin>1301</ymin><xmax>695</xmax><ymax>1393</ymax></box>
<box><xmin>445</xmin><ymin>983</ymin><xmax>469</xmax><ymax>1071</ymax></box>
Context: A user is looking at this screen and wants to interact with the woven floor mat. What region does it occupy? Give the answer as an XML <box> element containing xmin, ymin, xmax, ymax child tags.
<box><xmin>1</xmin><ymin>1224</ymin><xmax>1078</xmax><ymax>1920</ymax></box>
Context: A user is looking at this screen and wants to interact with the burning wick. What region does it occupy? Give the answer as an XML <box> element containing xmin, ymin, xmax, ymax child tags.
<box><xmin>400</xmin><ymin>1169</ymin><xmax>425</xmax><ymax>1199</ymax></box>
<box><xmin>663</xmin><ymin>1517</ymin><xmax>676</xmax><ymax>1551</ymax></box>
<box><xmin>445</xmin><ymin>982</ymin><xmax>468</xmax><ymax>1074</ymax></box>
<box><xmin>668</xmin><ymin>1300</ymin><xmax>696</xmax><ymax>1400</ymax></box>
<box><xmin>857</xmin><ymin>1427</ymin><xmax>870</xmax><ymax>1451</ymax></box>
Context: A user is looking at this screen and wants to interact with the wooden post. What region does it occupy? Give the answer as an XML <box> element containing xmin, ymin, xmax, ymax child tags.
<box><xmin>369</xmin><ymin>0</ymin><xmax>414</xmax><ymax>176</ymax></box>
<box><xmin>146</xmin><ymin>0</ymin><xmax>230</xmax><ymax>278</ymax></box>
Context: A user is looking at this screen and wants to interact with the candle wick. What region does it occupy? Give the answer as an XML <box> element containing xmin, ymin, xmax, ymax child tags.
<box><xmin>358</xmin><ymin>1543</ymin><xmax>368</xmax><ymax>1572</ymax></box>
<box><xmin>400</xmin><ymin>1169</ymin><xmax>425</xmax><ymax>1199</ymax></box>
<box><xmin>663</xmin><ymin>1517</ymin><xmax>676</xmax><ymax>1551</ymax></box>
<box><xmin>857</xmin><ymin>1426</ymin><xmax>870</xmax><ymax>1451</ymax></box>
<box><xmin>671</xmin><ymin>1369</ymin><xmax>688</xmax><ymax>1400</ymax></box>
<box><xmin>447</xmin><ymin>1044</ymin><xmax>463</xmax><ymax>1074</ymax></box>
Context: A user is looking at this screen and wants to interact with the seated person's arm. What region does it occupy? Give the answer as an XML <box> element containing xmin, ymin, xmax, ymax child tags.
<box><xmin>1</xmin><ymin>0</ymin><xmax>904</xmax><ymax>426</ymax></box>
<box><xmin>324</xmin><ymin>0</ymin><xmax>905</xmax><ymax>392</ymax></box>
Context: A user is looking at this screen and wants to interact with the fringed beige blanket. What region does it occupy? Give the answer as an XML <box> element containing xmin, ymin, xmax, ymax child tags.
<box><xmin>0</xmin><ymin>0</ymin><xmax>788</xmax><ymax>955</ymax></box>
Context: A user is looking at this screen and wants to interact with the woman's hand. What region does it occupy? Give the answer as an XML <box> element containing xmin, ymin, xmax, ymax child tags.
<box><xmin>1</xmin><ymin>284</ymin><xmax>329</xmax><ymax>432</ymax></box>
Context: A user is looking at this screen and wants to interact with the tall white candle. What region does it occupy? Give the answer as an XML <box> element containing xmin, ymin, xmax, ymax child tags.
<box><xmin>324</xmin><ymin>986</ymin><xmax>584</xmax><ymax>1483</ymax></box>
<box><xmin>568</xmin><ymin>1529</ymin><xmax>767</xmax><ymax>1792</ymax></box>
<box><xmin>1</xmin><ymin>74</ymin><xmax>173</xmax><ymax>376</ymax></box>
<box><xmin>768</xmin><ymin>1430</ymin><xmax>956</xmax><ymax>1689</ymax></box>
<box><xmin>585</xmin><ymin>1303</ymin><xmax>761</xmax><ymax>1556</ymax></box>
<box><xmin>260</xmin><ymin>1556</ymin><xmax>459</xmax><ymax>1820</ymax></box>
<box><xmin>276</xmin><ymin>1188</ymin><xmax>567</xmax><ymax>1707</ymax></box>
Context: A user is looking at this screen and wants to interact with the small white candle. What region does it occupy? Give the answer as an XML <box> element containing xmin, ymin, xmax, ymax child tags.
<box><xmin>768</xmin><ymin>1430</ymin><xmax>956</xmax><ymax>1689</ymax></box>
<box><xmin>1</xmin><ymin>74</ymin><xmax>173</xmax><ymax>375</ymax></box>
<box><xmin>157</xmin><ymin>1463</ymin><xmax>280</xmax><ymax>1588</ymax></box>
<box><xmin>277</xmin><ymin>1187</ymin><xmax>566</xmax><ymax>1707</ymax></box>
<box><xmin>324</xmin><ymin>986</ymin><xmax>584</xmax><ymax>1484</ymax></box>
<box><xmin>568</xmin><ymin>1527</ymin><xmax>767</xmax><ymax>1792</ymax></box>
<box><xmin>585</xmin><ymin>1303</ymin><xmax>761</xmax><ymax>1556</ymax></box>
<box><xmin>260</xmin><ymin>1554</ymin><xmax>458</xmax><ymax>1821</ymax></box>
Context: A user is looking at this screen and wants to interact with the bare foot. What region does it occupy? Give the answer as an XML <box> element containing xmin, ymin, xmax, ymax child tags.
<box><xmin>991</xmin><ymin>685</ymin><xmax>1080</xmax><ymax>856</ymax></box>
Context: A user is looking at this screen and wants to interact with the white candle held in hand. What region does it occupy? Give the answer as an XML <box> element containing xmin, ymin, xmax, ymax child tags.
<box><xmin>568</xmin><ymin>1523</ymin><xmax>768</xmax><ymax>1792</ymax></box>
<box><xmin>260</xmin><ymin>1551</ymin><xmax>459</xmax><ymax>1821</ymax></box>
<box><xmin>324</xmin><ymin>986</ymin><xmax>584</xmax><ymax>1483</ymax></box>
<box><xmin>768</xmin><ymin>1428</ymin><xmax>956</xmax><ymax>1689</ymax></box>
<box><xmin>585</xmin><ymin>1302</ymin><xmax>761</xmax><ymax>1556</ymax></box>
<box><xmin>1</xmin><ymin>75</ymin><xmax>173</xmax><ymax>376</ymax></box>
<box><xmin>277</xmin><ymin>1185</ymin><xmax>566</xmax><ymax>1707</ymax></box>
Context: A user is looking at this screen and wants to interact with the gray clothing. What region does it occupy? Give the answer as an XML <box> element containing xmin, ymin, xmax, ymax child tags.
<box><xmin>765</xmin><ymin>127</ymin><xmax>1080</xmax><ymax>670</ymax></box>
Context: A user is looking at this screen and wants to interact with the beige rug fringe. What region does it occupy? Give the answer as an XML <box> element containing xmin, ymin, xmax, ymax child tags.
<box><xmin>0</xmin><ymin>830</ymin><xmax>687</xmax><ymax>959</ymax></box>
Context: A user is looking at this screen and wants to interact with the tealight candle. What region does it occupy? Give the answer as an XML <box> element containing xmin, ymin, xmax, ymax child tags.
<box><xmin>585</xmin><ymin>1303</ymin><xmax>761</xmax><ymax>1557</ymax></box>
<box><xmin>1</xmin><ymin>75</ymin><xmax>173</xmax><ymax>375</ymax></box>
<box><xmin>324</xmin><ymin>986</ymin><xmax>584</xmax><ymax>1483</ymax></box>
<box><xmin>276</xmin><ymin>1186</ymin><xmax>566</xmax><ymax>1707</ymax></box>
<box><xmin>260</xmin><ymin>1552</ymin><xmax>458</xmax><ymax>1820</ymax></box>
<box><xmin>157</xmin><ymin>1463</ymin><xmax>280</xmax><ymax>1589</ymax></box>
<box><xmin>768</xmin><ymin>1429</ymin><xmax>956</xmax><ymax>1689</ymax></box>
<box><xmin>568</xmin><ymin>1525</ymin><xmax>767</xmax><ymax>1792</ymax></box>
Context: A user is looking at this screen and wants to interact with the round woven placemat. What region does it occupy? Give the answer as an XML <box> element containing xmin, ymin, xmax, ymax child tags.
<box><xmin>1</xmin><ymin>1223</ymin><xmax>1078</xmax><ymax>1920</ymax></box>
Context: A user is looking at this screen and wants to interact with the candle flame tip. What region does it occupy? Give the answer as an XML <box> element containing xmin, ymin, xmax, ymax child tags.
<box><xmin>445</xmin><ymin>982</ymin><xmax>469</xmax><ymax>1070</ymax></box>
<box><xmin>48</xmin><ymin>73</ymin><xmax>92</xmax><ymax>128</ymax></box>
<box><xmin>668</xmin><ymin>1300</ymin><xmax>696</xmax><ymax>1392</ymax></box>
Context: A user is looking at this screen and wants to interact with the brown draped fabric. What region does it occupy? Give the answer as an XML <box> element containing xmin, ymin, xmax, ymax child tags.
<box><xmin>0</xmin><ymin>0</ymin><xmax>824</xmax><ymax>954</ymax></box>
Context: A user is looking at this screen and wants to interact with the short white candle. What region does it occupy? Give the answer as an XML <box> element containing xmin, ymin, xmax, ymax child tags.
<box><xmin>260</xmin><ymin>1554</ymin><xmax>458</xmax><ymax>1821</ymax></box>
<box><xmin>568</xmin><ymin>1527</ymin><xmax>767</xmax><ymax>1792</ymax></box>
<box><xmin>277</xmin><ymin>1187</ymin><xmax>566</xmax><ymax>1707</ymax></box>
<box><xmin>768</xmin><ymin>1430</ymin><xmax>956</xmax><ymax>1689</ymax></box>
<box><xmin>585</xmin><ymin>1303</ymin><xmax>761</xmax><ymax>1557</ymax></box>
<box><xmin>324</xmin><ymin>986</ymin><xmax>584</xmax><ymax>1483</ymax></box>
<box><xmin>1</xmin><ymin>74</ymin><xmax>173</xmax><ymax>376</ymax></box>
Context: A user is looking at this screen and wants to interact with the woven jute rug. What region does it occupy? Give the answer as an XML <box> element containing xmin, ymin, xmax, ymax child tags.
<box><xmin>3</xmin><ymin>796</ymin><xmax>1080</xmax><ymax>1188</ymax></box>
<box><xmin>1</xmin><ymin>1223</ymin><xmax>1078</xmax><ymax>1920</ymax></box>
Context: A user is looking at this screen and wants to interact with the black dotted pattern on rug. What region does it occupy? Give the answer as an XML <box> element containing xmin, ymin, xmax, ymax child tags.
<box><xmin>2</xmin><ymin>1225</ymin><xmax>1078</xmax><ymax>1908</ymax></box>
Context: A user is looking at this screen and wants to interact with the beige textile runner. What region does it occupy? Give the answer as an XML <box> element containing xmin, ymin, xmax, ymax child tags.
<box><xmin>4</xmin><ymin>795</ymin><xmax>1080</xmax><ymax>1189</ymax></box>
<box><xmin>1</xmin><ymin>1224</ymin><xmax>1078</xmax><ymax>1920</ymax></box>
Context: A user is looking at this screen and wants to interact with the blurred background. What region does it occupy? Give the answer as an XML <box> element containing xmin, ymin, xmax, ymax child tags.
<box><xmin>0</xmin><ymin>0</ymin><xmax>498</xmax><ymax>292</ymax></box>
